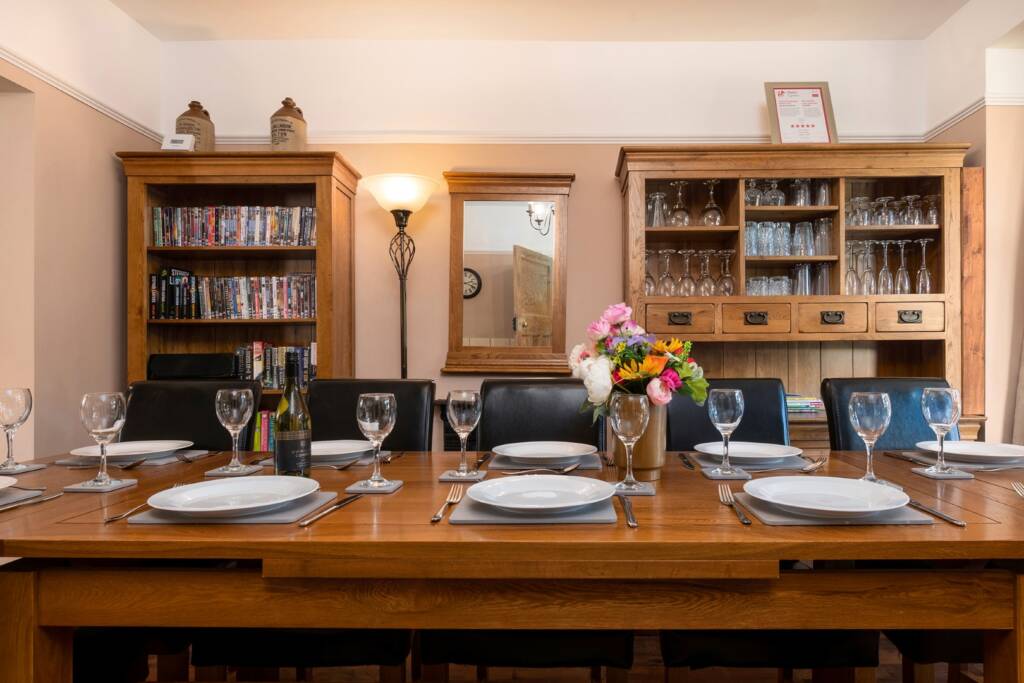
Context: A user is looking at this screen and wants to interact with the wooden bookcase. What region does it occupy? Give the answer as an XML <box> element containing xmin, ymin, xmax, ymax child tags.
<box><xmin>617</xmin><ymin>144</ymin><xmax>986</xmax><ymax>438</ymax></box>
<box><xmin>118</xmin><ymin>152</ymin><xmax>360</xmax><ymax>401</ymax></box>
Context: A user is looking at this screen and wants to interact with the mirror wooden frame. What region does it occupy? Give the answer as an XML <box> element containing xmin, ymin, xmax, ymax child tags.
<box><xmin>442</xmin><ymin>171</ymin><xmax>574</xmax><ymax>375</ymax></box>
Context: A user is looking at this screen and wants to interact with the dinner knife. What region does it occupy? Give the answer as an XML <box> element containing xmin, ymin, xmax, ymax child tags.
<box><xmin>677</xmin><ymin>453</ymin><xmax>695</xmax><ymax>471</ymax></box>
<box><xmin>298</xmin><ymin>493</ymin><xmax>364</xmax><ymax>528</ymax></box>
<box><xmin>616</xmin><ymin>494</ymin><xmax>638</xmax><ymax>529</ymax></box>
<box><xmin>883</xmin><ymin>451</ymin><xmax>931</xmax><ymax>465</ymax></box>
<box><xmin>908</xmin><ymin>499</ymin><xmax>967</xmax><ymax>527</ymax></box>
<box><xmin>475</xmin><ymin>452</ymin><xmax>493</xmax><ymax>470</ymax></box>
<box><xmin>0</xmin><ymin>491</ymin><xmax>63</xmax><ymax>514</ymax></box>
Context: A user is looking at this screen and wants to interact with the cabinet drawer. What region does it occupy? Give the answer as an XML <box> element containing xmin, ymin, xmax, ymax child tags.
<box><xmin>646</xmin><ymin>304</ymin><xmax>715</xmax><ymax>334</ymax></box>
<box><xmin>722</xmin><ymin>303</ymin><xmax>791</xmax><ymax>334</ymax></box>
<box><xmin>797</xmin><ymin>303</ymin><xmax>868</xmax><ymax>333</ymax></box>
<box><xmin>875</xmin><ymin>302</ymin><xmax>945</xmax><ymax>332</ymax></box>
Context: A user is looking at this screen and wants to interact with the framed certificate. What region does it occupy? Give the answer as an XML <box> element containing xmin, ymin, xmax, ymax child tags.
<box><xmin>765</xmin><ymin>82</ymin><xmax>838</xmax><ymax>144</ymax></box>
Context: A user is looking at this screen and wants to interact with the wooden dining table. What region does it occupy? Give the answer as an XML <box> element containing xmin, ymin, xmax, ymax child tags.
<box><xmin>1</xmin><ymin>448</ymin><xmax>1024</xmax><ymax>682</ymax></box>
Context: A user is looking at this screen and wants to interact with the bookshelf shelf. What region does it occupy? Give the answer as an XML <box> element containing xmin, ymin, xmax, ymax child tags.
<box><xmin>147</xmin><ymin>246</ymin><xmax>317</xmax><ymax>259</ymax></box>
<box><xmin>147</xmin><ymin>318</ymin><xmax>318</xmax><ymax>326</ymax></box>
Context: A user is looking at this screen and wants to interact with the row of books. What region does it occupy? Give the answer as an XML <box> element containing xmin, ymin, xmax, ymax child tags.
<box><xmin>786</xmin><ymin>394</ymin><xmax>825</xmax><ymax>413</ymax></box>
<box><xmin>152</xmin><ymin>205</ymin><xmax>317</xmax><ymax>247</ymax></box>
<box><xmin>251</xmin><ymin>411</ymin><xmax>278</xmax><ymax>452</ymax></box>
<box><xmin>235</xmin><ymin>342</ymin><xmax>316</xmax><ymax>389</ymax></box>
<box><xmin>149</xmin><ymin>269</ymin><xmax>316</xmax><ymax>320</ymax></box>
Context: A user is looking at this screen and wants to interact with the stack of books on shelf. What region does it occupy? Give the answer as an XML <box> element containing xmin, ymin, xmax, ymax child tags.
<box><xmin>235</xmin><ymin>341</ymin><xmax>316</xmax><ymax>390</ymax></box>
<box><xmin>786</xmin><ymin>394</ymin><xmax>825</xmax><ymax>414</ymax></box>
<box><xmin>149</xmin><ymin>269</ymin><xmax>316</xmax><ymax>320</ymax></box>
<box><xmin>251</xmin><ymin>410</ymin><xmax>277</xmax><ymax>452</ymax></box>
<box><xmin>152</xmin><ymin>205</ymin><xmax>316</xmax><ymax>246</ymax></box>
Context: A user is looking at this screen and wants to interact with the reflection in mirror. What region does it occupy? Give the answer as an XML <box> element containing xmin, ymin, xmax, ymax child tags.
<box><xmin>462</xmin><ymin>200</ymin><xmax>555</xmax><ymax>348</ymax></box>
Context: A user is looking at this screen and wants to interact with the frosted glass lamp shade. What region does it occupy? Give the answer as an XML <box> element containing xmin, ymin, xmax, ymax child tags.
<box><xmin>362</xmin><ymin>174</ymin><xmax>438</xmax><ymax>213</ymax></box>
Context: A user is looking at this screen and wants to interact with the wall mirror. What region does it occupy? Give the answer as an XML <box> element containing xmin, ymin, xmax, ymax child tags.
<box><xmin>443</xmin><ymin>172</ymin><xmax>573</xmax><ymax>374</ymax></box>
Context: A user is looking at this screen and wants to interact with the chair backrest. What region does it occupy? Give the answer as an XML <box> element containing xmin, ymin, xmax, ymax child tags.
<box><xmin>147</xmin><ymin>353</ymin><xmax>238</xmax><ymax>380</ymax></box>
<box><xmin>820</xmin><ymin>377</ymin><xmax>958</xmax><ymax>450</ymax></box>
<box><xmin>307</xmin><ymin>379</ymin><xmax>435</xmax><ymax>451</ymax></box>
<box><xmin>121</xmin><ymin>380</ymin><xmax>262</xmax><ymax>450</ymax></box>
<box><xmin>476</xmin><ymin>379</ymin><xmax>605</xmax><ymax>451</ymax></box>
<box><xmin>667</xmin><ymin>378</ymin><xmax>789</xmax><ymax>451</ymax></box>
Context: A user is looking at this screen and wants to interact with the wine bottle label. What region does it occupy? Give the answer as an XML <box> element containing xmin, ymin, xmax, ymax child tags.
<box><xmin>275</xmin><ymin>429</ymin><xmax>311</xmax><ymax>474</ymax></box>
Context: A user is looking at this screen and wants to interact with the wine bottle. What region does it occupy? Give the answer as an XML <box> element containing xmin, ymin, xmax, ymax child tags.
<box><xmin>274</xmin><ymin>351</ymin><xmax>311</xmax><ymax>477</ymax></box>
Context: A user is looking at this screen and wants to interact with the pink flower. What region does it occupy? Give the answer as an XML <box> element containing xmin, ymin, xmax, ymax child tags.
<box><xmin>620</xmin><ymin>320</ymin><xmax>645</xmax><ymax>337</ymax></box>
<box><xmin>601</xmin><ymin>303</ymin><xmax>633</xmax><ymax>325</ymax></box>
<box><xmin>646</xmin><ymin>377</ymin><xmax>672</xmax><ymax>406</ymax></box>
<box><xmin>586</xmin><ymin>318</ymin><xmax>611</xmax><ymax>341</ymax></box>
<box><xmin>659</xmin><ymin>368</ymin><xmax>682</xmax><ymax>392</ymax></box>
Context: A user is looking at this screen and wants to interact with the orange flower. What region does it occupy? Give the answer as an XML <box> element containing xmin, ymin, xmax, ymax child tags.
<box><xmin>653</xmin><ymin>338</ymin><xmax>685</xmax><ymax>355</ymax></box>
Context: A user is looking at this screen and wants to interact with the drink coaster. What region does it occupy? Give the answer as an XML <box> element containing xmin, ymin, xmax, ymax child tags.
<box><xmin>700</xmin><ymin>467</ymin><xmax>752</xmax><ymax>481</ymax></box>
<box><xmin>613</xmin><ymin>481</ymin><xmax>656</xmax><ymax>496</ymax></box>
<box><xmin>64</xmin><ymin>478</ymin><xmax>138</xmax><ymax>493</ymax></box>
<box><xmin>205</xmin><ymin>464</ymin><xmax>263</xmax><ymax>477</ymax></box>
<box><xmin>912</xmin><ymin>467</ymin><xmax>974</xmax><ymax>480</ymax></box>
<box><xmin>345</xmin><ymin>479</ymin><xmax>403</xmax><ymax>494</ymax></box>
<box><xmin>439</xmin><ymin>470</ymin><xmax>487</xmax><ymax>482</ymax></box>
<box><xmin>0</xmin><ymin>463</ymin><xmax>46</xmax><ymax>475</ymax></box>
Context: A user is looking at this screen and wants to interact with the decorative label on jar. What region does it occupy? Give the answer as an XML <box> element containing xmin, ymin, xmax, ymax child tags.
<box><xmin>270</xmin><ymin>97</ymin><xmax>307</xmax><ymax>151</ymax></box>
<box><xmin>175</xmin><ymin>100</ymin><xmax>215</xmax><ymax>152</ymax></box>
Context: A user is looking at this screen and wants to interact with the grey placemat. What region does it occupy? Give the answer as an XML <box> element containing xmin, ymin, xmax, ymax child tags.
<box><xmin>449</xmin><ymin>497</ymin><xmax>617</xmax><ymax>525</ymax></box>
<box><xmin>734</xmin><ymin>492</ymin><xmax>933</xmax><ymax>526</ymax></box>
<box><xmin>691</xmin><ymin>452</ymin><xmax>808</xmax><ymax>472</ymax></box>
<box><xmin>0</xmin><ymin>488</ymin><xmax>43</xmax><ymax>506</ymax></box>
<box><xmin>489</xmin><ymin>453</ymin><xmax>602</xmax><ymax>471</ymax></box>
<box><xmin>56</xmin><ymin>449</ymin><xmax>211</xmax><ymax>468</ymax></box>
<box><xmin>128</xmin><ymin>491</ymin><xmax>338</xmax><ymax>524</ymax></box>
<box><xmin>887</xmin><ymin>451</ymin><xmax>1024</xmax><ymax>472</ymax></box>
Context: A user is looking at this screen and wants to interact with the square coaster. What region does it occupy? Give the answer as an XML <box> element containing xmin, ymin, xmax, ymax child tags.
<box><xmin>439</xmin><ymin>470</ymin><xmax>487</xmax><ymax>482</ymax></box>
<box><xmin>0</xmin><ymin>463</ymin><xmax>46</xmax><ymax>475</ymax></box>
<box><xmin>700</xmin><ymin>467</ymin><xmax>752</xmax><ymax>481</ymax></box>
<box><xmin>345</xmin><ymin>479</ymin><xmax>403</xmax><ymax>494</ymax></box>
<box><xmin>611</xmin><ymin>481</ymin><xmax>657</xmax><ymax>496</ymax></box>
<box><xmin>912</xmin><ymin>467</ymin><xmax>975</xmax><ymax>480</ymax></box>
<box><xmin>205</xmin><ymin>464</ymin><xmax>263</xmax><ymax>478</ymax></box>
<box><xmin>64</xmin><ymin>478</ymin><xmax>138</xmax><ymax>493</ymax></box>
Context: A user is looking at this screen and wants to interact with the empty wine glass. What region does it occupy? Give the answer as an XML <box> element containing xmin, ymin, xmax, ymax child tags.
<box><xmin>213</xmin><ymin>389</ymin><xmax>255</xmax><ymax>473</ymax></box>
<box><xmin>79</xmin><ymin>392</ymin><xmax>127</xmax><ymax>489</ymax></box>
<box><xmin>644</xmin><ymin>249</ymin><xmax>656</xmax><ymax>295</ymax></box>
<box><xmin>874</xmin><ymin>197</ymin><xmax>895</xmax><ymax>225</ymax></box>
<box><xmin>677</xmin><ymin>249</ymin><xmax>697</xmax><ymax>296</ymax></box>
<box><xmin>859</xmin><ymin>241</ymin><xmax>877</xmax><ymax>295</ymax></box>
<box><xmin>355</xmin><ymin>393</ymin><xmax>397</xmax><ymax>489</ymax></box>
<box><xmin>648</xmin><ymin>192</ymin><xmax>668</xmax><ymax>227</ymax></box>
<box><xmin>921</xmin><ymin>387</ymin><xmax>962</xmax><ymax>477</ymax></box>
<box><xmin>790</xmin><ymin>178</ymin><xmax>811</xmax><ymax>206</ymax></box>
<box><xmin>844</xmin><ymin>242</ymin><xmax>861</xmax><ymax>295</ymax></box>
<box><xmin>697</xmin><ymin>249</ymin><xmax>717</xmax><ymax>296</ymax></box>
<box><xmin>656</xmin><ymin>249</ymin><xmax>676</xmax><ymax>296</ymax></box>
<box><xmin>667</xmin><ymin>180</ymin><xmax>691</xmax><ymax>227</ymax></box>
<box><xmin>848</xmin><ymin>392</ymin><xmax>891</xmax><ymax>484</ymax></box>
<box><xmin>708</xmin><ymin>388</ymin><xmax>744</xmax><ymax>477</ymax></box>
<box><xmin>923</xmin><ymin>195</ymin><xmax>941</xmax><ymax>225</ymax></box>
<box><xmin>890</xmin><ymin>199</ymin><xmax>908</xmax><ymax>225</ymax></box>
<box><xmin>446</xmin><ymin>390</ymin><xmax>483</xmax><ymax>478</ymax></box>
<box><xmin>903</xmin><ymin>195</ymin><xmax>922</xmax><ymax>225</ymax></box>
<box><xmin>895</xmin><ymin>240</ymin><xmax>913</xmax><ymax>294</ymax></box>
<box><xmin>0</xmin><ymin>389</ymin><xmax>32</xmax><ymax>473</ymax></box>
<box><xmin>915</xmin><ymin>238</ymin><xmax>934</xmax><ymax>294</ymax></box>
<box><xmin>745</xmin><ymin>179</ymin><xmax>762</xmax><ymax>206</ymax></box>
<box><xmin>609</xmin><ymin>393</ymin><xmax>654</xmax><ymax>495</ymax></box>
<box><xmin>763</xmin><ymin>180</ymin><xmax>786</xmax><ymax>206</ymax></box>
<box><xmin>700</xmin><ymin>179</ymin><xmax>723</xmax><ymax>226</ymax></box>
<box><xmin>716</xmin><ymin>250</ymin><xmax>736</xmax><ymax>295</ymax></box>
<box><xmin>876</xmin><ymin>240</ymin><xmax>894</xmax><ymax>295</ymax></box>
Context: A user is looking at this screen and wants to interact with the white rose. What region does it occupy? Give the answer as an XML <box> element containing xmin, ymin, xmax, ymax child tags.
<box><xmin>620</xmin><ymin>321</ymin><xmax>645</xmax><ymax>337</ymax></box>
<box><xmin>583</xmin><ymin>356</ymin><xmax>614</xmax><ymax>405</ymax></box>
<box><xmin>568</xmin><ymin>343</ymin><xmax>587</xmax><ymax>377</ymax></box>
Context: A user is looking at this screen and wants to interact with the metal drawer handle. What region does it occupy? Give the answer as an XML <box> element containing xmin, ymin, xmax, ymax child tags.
<box><xmin>744</xmin><ymin>311</ymin><xmax>768</xmax><ymax>326</ymax></box>
<box><xmin>668</xmin><ymin>311</ymin><xmax>692</xmax><ymax>326</ymax></box>
<box><xmin>898</xmin><ymin>309</ymin><xmax>923</xmax><ymax>324</ymax></box>
<box><xmin>820</xmin><ymin>310</ymin><xmax>845</xmax><ymax>325</ymax></box>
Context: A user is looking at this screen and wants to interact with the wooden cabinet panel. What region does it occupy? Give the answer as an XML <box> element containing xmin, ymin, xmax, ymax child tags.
<box><xmin>875</xmin><ymin>302</ymin><xmax>945</xmax><ymax>333</ymax></box>
<box><xmin>797</xmin><ymin>303</ymin><xmax>869</xmax><ymax>334</ymax></box>
<box><xmin>722</xmin><ymin>303</ymin><xmax>791</xmax><ymax>334</ymax></box>
<box><xmin>646</xmin><ymin>303</ymin><xmax>715</xmax><ymax>334</ymax></box>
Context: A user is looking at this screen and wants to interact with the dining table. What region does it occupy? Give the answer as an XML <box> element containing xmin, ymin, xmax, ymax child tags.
<box><xmin>1</xmin><ymin>448</ymin><xmax>1024</xmax><ymax>682</ymax></box>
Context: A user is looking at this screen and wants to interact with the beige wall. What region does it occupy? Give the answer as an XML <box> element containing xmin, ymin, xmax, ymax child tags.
<box><xmin>0</xmin><ymin>59</ymin><xmax>158</xmax><ymax>457</ymax></box>
<box><xmin>929</xmin><ymin>108</ymin><xmax>987</xmax><ymax>166</ymax></box>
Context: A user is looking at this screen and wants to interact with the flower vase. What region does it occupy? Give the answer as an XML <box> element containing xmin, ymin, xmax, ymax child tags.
<box><xmin>613</xmin><ymin>401</ymin><xmax>667</xmax><ymax>481</ymax></box>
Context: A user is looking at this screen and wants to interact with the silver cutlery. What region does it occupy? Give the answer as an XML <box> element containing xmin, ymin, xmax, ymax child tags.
<box><xmin>677</xmin><ymin>453</ymin><xmax>695</xmax><ymax>471</ymax></box>
<box><xmin>175</xmin><ymin>451</ymin><xmax>211</xmax><ymax>464</ymax></box>
<box><xmin>751</xmin><ymin>458</ymin><xmax>827</xmax><ymax>474</ymax></box>
<box><xmin>62</xmin><ymin>459</ymin><xmax>146</xmax><ymax>470</ymax></box>
<box><xmin>430</xmin><ymin>484</ymin><xmax>465</xmax><ymax>524</ymax></box>
<box><xmin>298</xmin><ymin>493</ymin><xmax>365</xmax><ymax>528</ymax></box>
<box><xmin>382</xmin><ymin>451</ymin><xmax>400</xmax><ymax>464</ymax></box>
<box><xmin>908</xmin><ymin>499</ymin><xmax>967</xmax><ymax>527</ymax></box>
<box><xmin>499</xmin><ymin>463</ymin><xmax>581</xmax><ymax>476</ymax></box>
<box><xmin>103</xmin><ymin>483</ymin><xmax>184</xmax><ymax>523</ymax></box>
<box><xmin>718</xmin><ymin>484</ymin><xmax>752</xmax><ymax>526</ymax></box>
<box><xmin>114</xmin><ymin>459</ymin><xmax>148</xmax><ymax>470</ymax></box>
<box><xmin>0</xmin><ymin>491</ymin><xmax>63</xmax><ymax>513</ymax></box>
<box><xmin>1013</xmin><ymin>482</ymin><xmax>1024</xmax><ymax>498</ymax></box>
<box><xmin>475</xmin><ymin>452</ymin><xmax>493</xmax><ymax>470</ymax></box>
<box><xmin>616</xmin><ymin>494</ymin><xmax>638</xmax><ymax>528</ymax></box>
<box><xmin>11</xmin><ymin>484</ymin><xmax>46</xmax><ymax>491</ymax></box>
<box><xmin>311</xmin><ymin>458</ymin><xmax>362</xmax><ymax>471</ymax></box>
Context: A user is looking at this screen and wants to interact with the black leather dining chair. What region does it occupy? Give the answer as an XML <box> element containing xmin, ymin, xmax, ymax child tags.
<box><xmin>190</xmin><ymin>379</ymin><xmax>434</xmax><ymax>679</ymax></box>
<box><xmin>146</xmin><ymin>352</ymin><xmax>239</xmax><ymax>380</ymax></box>
<box><xmin>666</xmin><ymin>377</ymin><xmax>789</xmax><ymax>450</ymax></box>
<box><xmin>420</xmin><ymin>378</ymin><xmax>630</xmax><ymax>679</ymax></box>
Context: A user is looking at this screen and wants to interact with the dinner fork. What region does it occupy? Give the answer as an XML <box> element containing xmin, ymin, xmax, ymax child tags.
<box><xmin>753</xmin><ymin>458</ymin><xmax>827</xmax><ymax>474</ymax></box>
<box><xmin>1013</xmin><ymin>482</ymin><xmax>1024</xmax><ymax>498</ymax></box>
<box><xmin>499</xmin><ymin>463</ymin><xmax>582</xmax><ymax>476</ymax></box>
<box><xmin>175</xmin><ymin>451</ymin><xmax>210</xmax><ymax>464</ymax></box>
<box><xmin>431</xmin><ymin>484</ymin><xmax>465</xmax><ymax>523</ymax></box>
<box><xmin>103</xmin><ymin>483</ymin><xmax>183</xmax><ymax>523</ymax></box>
<box><xmin>718</xmin><ymin>484</ymin><xmax>752</xmax><ymax>526</ymax></box>
<box><xmin>311</xmin><ymin>459</ymin><xmax>362</xmax><ymax>471</ymax></box>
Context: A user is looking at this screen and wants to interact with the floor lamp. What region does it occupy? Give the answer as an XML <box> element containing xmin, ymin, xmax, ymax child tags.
<box><xmin>362</xmin><ymin>173</ymin><xmax>438</xmax><ymax>379</ymax></box>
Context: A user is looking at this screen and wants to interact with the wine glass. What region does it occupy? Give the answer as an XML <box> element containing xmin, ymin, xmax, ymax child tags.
<box><xmin>355</xmin><ymin>393</ymin><xmax>397</xmax><ymax>489</ymax></box>
<box><xmin>923</xmin><ymin>195</ymin><xmax>941</xmax><ymax>225</ymax></box>
<box><xmin>876</xmin><ymin>240</ymin><xmax>894</xmax><ymax>295</ymax></box>
<box><xmin>921</xmin><ymin>387</ymin><xmax>962</xmax><ymax>477</ymax></box>
<box><xmin>677</xmin><ymin>249</ymin><xmax>697</xmax><ymax>296</ymax></box>
<box><xmin>915</xmin><ymin>238</ymin><xmax>934</xmax><ymax>294</ymax></box>
<box><xmin>648</xmin><ymin>192</ymin><xmax>668</xmax><ymax>227</ymax></box>
<box><xmin>700</xmin><ymin>179</ymin><xmax>723</xmax><ymax>226</ymax></box>
<box><xmin>903</xmin><ymin>195</ymin><xmax>922</xmax><ymax>225</ymax></box>
<box><xmin>697</xmin><ymin>250</ymin><xmax>717</xmax><ymax>296</ymax></box>
<box><xmin>716</xmin><ymin>250</ymin><xmax>736</xmax><ymax>295</ymax></box>
<box><xmin>874</xmin><ymin>197</ymin><xmax>895</xmax><ymax>225</ymax></box>
<box><xmin>644</xmin><ymin>249</ymin><xmax>656</xmax><ymax>296</ymax></box>
<box><xmin>79</xmin><ymin>392</ymin><xmax>127</xmax><ymax>489</ymax></box>
<box><xmin>446</xmin><ymin>390</ymin><xmax>482</xmax><ymax>478</ymax></box>
<box><xmin>763</xmin><ymin>180</ymin><xmax>786</xmax><ymax>206</ymax></box>
<box><xmin>859</xmin><ymin>241</ymin><xmax>877</xmax><ymax>296</ymax></box>
<box><xmin>0</xmin><ymin>389</ymin><xmax>32</xmax><ymax>473</ymax></box>
<box><xmin>708</xmin><ymin>388</ymin><xmax>744</xmax><ymax>477</ymax></box>
<box><xmin>656</xmin><ymin>249</ymin><xmax>676</xmax><ymax>296</ymax></box>
<box><xmin>895</xmin><ymin>240</ymin><xmax>913</xmax><ymax>294</ymax></box>
<box><xmin>213</xmin><ymin>389</ymin><xmax>255</xmax><ymax>473</ymax></box>
<box><xmin>848</xmin><ymin>392</ymin><xmax>891</xmax><ymax>484</ymax></box>
<box><xmin>667</xmin><ymin>181</ymin><xmax>691</xmax><ymax>227</ymax></box>
<box><xmin>744</xmin><ymin>179</ymin><xmax>762</xmax><ymax>206</ymax></box>
<box><xmin>609</xmin><ymin>393</ymin><xmax>654</xmax><ymax>496</ymax></box>
<box><xmin>844</xmin><ymin>242</ymin><xmax>861</xmax><ymax>295</ymax></box>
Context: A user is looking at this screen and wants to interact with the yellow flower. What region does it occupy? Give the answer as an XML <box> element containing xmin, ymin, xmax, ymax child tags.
<box><xmin>617</xmin><ymin>356</ymin><xmax>668</xmax><ymax>381</ymax></box>
<box><xmin>653</xmin><ymin>338</ymin><xmax>685</xmax><ymax>355</ymax></box>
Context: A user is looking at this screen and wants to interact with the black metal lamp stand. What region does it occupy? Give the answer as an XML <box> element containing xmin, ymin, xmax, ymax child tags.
<box><xmin>387</xmin><ymin>209</ymin><xmax>415</xmax><ymax>379</ymax></box>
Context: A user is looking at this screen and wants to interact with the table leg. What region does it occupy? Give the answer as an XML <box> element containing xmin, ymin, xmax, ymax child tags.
<box><xmin>984</xmin><ymin>574</ymin><xmax>1024</xmax><ymax>682</ymax></box>
<box><xmin>0</xmin><ymin>568</ymin><xmax>72</xmax><ymax>683</ymax></box>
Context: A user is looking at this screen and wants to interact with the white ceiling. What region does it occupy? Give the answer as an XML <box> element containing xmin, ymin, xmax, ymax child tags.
<box><xmin>111</xmin><ymin>0</ymin><xmax>969</xmax><ymax>42</ymax></box>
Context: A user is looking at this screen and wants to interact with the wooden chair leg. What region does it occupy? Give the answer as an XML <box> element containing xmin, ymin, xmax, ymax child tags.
<box><xmin>664</xmin><ymin>667</ymin><xmax>689</xmax><ymax>683</ymax></box>
<box><xmin>420</xmin><ymin>663</ymin><xmax>449</xmax><ymax>682</ymax></box>
<box><xmin>155</xmin><ymin>651</ymin><xmax>190</xmax><ymax>681</ymax></box>
<box><xmin>607</xmin><ymin>666</ymin><xmax>631</xmax><ymax>683</ymax></box>
<box><xmin>193</xmin><ymin>665</ymin><xmax>228</xmax><ymax>681</ymax></box>
<box><xmin>380</xmin><ymin>663</ymin><xmax>407</xmax><ymax>683</ymax></box>
<box><xmin>900</xmin><ymin>658</ymin><xmax>935</xmax><ymax>683</ymax></box>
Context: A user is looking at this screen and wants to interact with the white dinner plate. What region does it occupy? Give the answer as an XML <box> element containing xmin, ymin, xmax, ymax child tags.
<box><xmin>311</xmin><ymin>440</ymin><xmax>372</xmax><ymax>461</ymax></box>
<box><xmin>916</xmin><ymin>440</ymin><xmax>1024</xmax><ymax>463</ymax></box>
<box><xmin>147</xmin><ymin>475</ymin><xmax>320</xmax><ymax>518</ymax></box>
<box><xmin>467</xmin><ymin>474</ymin><xmax>614</xmax><ymax>514</ymax></box>
<box><xmin>69</xmin><ymin>440</ymin><xmax>194</xmax><ymax>461</ymax></box>
<box><xmin>743</xmin><ymin>476</ymin><xmax>909</xmax><ymax>519</ymax></box>
<box><xmin>0</xmin><ymin>476</ymin><xmax>17</xmax><ymax>492</ymax></box>
<box><xmin>492</xmin><ymin>441</ymin><xmax>598</xmax><ymax>466</ymax></box>
<box><xmin>694</xmin><ymin>441</ymin><xmax>802</xmax><ymax>464</ymax></box>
